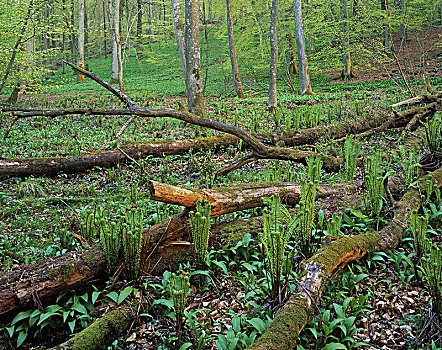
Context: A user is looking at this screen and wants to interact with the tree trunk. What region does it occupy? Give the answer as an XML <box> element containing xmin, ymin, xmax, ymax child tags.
<box><xmin>184</xmin><ymin>0</ymin><xmax>205</xmax><ymax>116</ymax></box>
<box><xmin>400</xmin><ymin>0</ymin><xmax>406</xmax><ymax>41</ymax></box>
<box><xmin>268</xmin><ymin>0</ymin><xmax>279</xmax><ymax>110</ymax></box>
<box><xmin>77</xmin><ymin>0</ymin><xmax>85</xmax><ymax>82</ymax></box>
<box><xmin>0</xmin><ymin>134</ymin><xmax>239</xmax><ymax>179</ymax></box>
<box><xmin>149</xmin><ymin>180</ymin><xmax>362</xmax><ymax>217</ymax></box>
<box><xmin>171</xmin><ymin>0</ymin><xmax>187</xmax><ymax>91</ymax></box>
<box><xmin>381</xmin><ymin>0</ymin><xmax>390</xmax><ymax>52</ymax></box>
<box><xmin>137</xmin><ymin>0</ymin><xmax>143</xmax><ymax>41</ymax></box>
<box><xmin>287</xmin><ymin>28</ymin><xmax>298</xmax><ymax>75</ymax></box>
<box><xmin>109</xmin><ymin>0</ymin><xmax>124</xmax><ymax>92</ymax></box>
<box><xmin>226</xmin><ymin>0</ymin><xmax>245</xmax><ymax>99</ymax></box>
<box><xmin>293</xmin><ymin>0</ymin><xmax>313</xmax><ymax>95</ymax></box>
<box><xmin>0</xmin><ymin>0</ymin><xmax>33</xmax><ymax>94</ymax></box>
<box><xmin>340</xmin><ymin>0</ymin><xmax>354</xmax><ymax>80</ymax></box>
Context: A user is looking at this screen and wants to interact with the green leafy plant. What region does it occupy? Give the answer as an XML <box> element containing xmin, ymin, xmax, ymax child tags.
<box><xmin>169</xmin><ymin>271</ymin><xmax>190</xmax><ymax>322</ymax></box>
<box><xmin>400</xmin><ymin>146</ymin><xmax>420</xmax><ymax>188</ymax></box>
<box><xmin>261</xmin><ymin>194</ymin><xmax>300</xmax><ymax>298</ymax></box>
<box><xmin>422</xmin><ymin>243</ymin><xmax>442</xmax><ymax>314</ymax></box>
<box><xmin>122</xmin><ymin>208</ymin><xmax>144</xmax><ymax>280</ymax></box>
<box><xmin>130</xmin><ymin>181</ymin><xmax>139</xmax><ymax>203</ymax></box>
<box><xmin>326</xmin><ymin>212</ymin><xmax>343</xmax><ymax>237</ymax></box>
<box><xmin>189</xmin><ymin>199</ymin><xmax>211</xmax><ymax>265</ymax></box>
<box><xmin>409</xmin><ymin>209</ymin><xmax>429</xmax><ymax>261</ymax></box>
<box><xmin>424</xmin><ymin>174</ymin><xmax>441</xmax><ymax>206</ymax></box>
<box><xmin>80</xmin><ymin>210</ymin><xmax>95</xmax><ymax>241</ymax></box>
<box><xmin>305</xmin><ymin>154</ymin><xmax>322</xmax><ymax>184</ymax></box>
<box><xmin>423</xmin><ymin>113</ymin><xmax>442</xmax><ymax>152</ymax></box>
<box><xmin>363</xmin><ymin>153</ymin><xmax>391</xmax><ymax>218</ymax></box>
<box><xmin>298</xmin><ymin>181</ymin><xmax>317</xmax><ymax>255</ymax></box>
<box><xmin>343</xmin><ymin>135</ymin><xmax>361</xmax><ymax>181</ymax></box>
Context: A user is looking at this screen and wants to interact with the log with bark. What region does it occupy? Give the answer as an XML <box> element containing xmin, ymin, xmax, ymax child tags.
<box><xmin>0</xmin><ymin>180</ymin><xmax>362</xmax><ymax>317</ymax></box>
<box><xmin>2</xmin><ymin>88</ymin><xmax>439</xmax><ymax>179</ymax></box>
<box><xmin>248</xmin><ymin>167</ymin><xmax>442</xmax><ymax>350</ymax></box>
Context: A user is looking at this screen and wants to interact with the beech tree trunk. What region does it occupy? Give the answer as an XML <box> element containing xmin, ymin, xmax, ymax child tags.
<box><xmin>184</xmin><ymin>0</ymin><xmax>205</xmax><ymax>116</ymax></box>
<box><xmin>340</xmin><ymin>0</ymin><xmax>354</xmax><ymax>80</ymax></box>
<box><xmin>226</xmin><ymin>0</ymin><xmax>245</xmax><ymax>99</ymax></box>
<box><xmin>268</xmin><ymin>0</ymin><xmax>279</xmax><ymax>109</ymax></box>
<box><xmin>293</xmin><ymin>0</ymin><xmax>313</xmax><ymax>95</ymax></box>
<box><xmin>77</xmin><ymin>0</ymin><xmax>85</xmax><ymax>82</ymax></box>
<box><xmin>109</xmin><ymin>0</ymin><xmax>124</xmax><ymax>92</ymax></box>
<box><xmin>171</xmin><ymin>0</ymin><xmax>187</xmax><ymax>90</ymax></box>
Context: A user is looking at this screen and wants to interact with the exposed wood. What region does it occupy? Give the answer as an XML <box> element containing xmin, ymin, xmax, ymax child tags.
<box><xmin>390</xmin><ymin>92</ymin><xmax>441</xmax><ymax>108</ymax></box>
<box><xmin>248</xmin><ymin>167</ymin><xmax>442</xmax><ymax>350</ymax></box>
<box><xmin>149</xmin><ymin>180</ymin><xmax>363</xmax><ymax>218</ymax></box>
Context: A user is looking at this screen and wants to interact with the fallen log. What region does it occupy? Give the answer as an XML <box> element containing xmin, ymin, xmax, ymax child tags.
<box><xmin>0</xmin><ymin>134</ymin><xmax>239</xmax><ymax>179</ymax></box>
<box><xmin>248</xmin><ymin>167</ymin><xmax>442</xmax><ymax>350</ymax></box>
<box><xmin>0</xmin><ymin>181</ymin><xmax>362</xmax><ymax>316</ymax></box>
<box><xmin>51</xmin><ymin>306</ymin><xmax>132</xmax><ymax>350</ymax></box>
<box><xmin>148</xmin><ymin>180</ymin><xmax>363</xmax><ymax>217</ymax></box>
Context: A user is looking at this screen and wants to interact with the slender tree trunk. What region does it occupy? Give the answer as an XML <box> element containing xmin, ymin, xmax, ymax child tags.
<box><xmin>137</xmin><ymin>0</ymin><xmax>143</xmax><ymax>41</ymax></box>
<box><xmin>381</xmin><ymin>0</ymin><xmax>390</xmax><ymax>52</ymax></box>
<box><xmin>171</xmin><ymin>0</ymin><xmax>187</xmax><ymax>91</ymax></box>
<box><xmin>340</xmin><ymin>0</ymin><xmax>354</xmax><ymax>79</ymax></box>
<box><xmin>103</xmin><ymin>1</ymin><xmax>107</xmax><ymax>59</ymax></box>
<box><xmin>184</xmin><ymin>0</ymin><xmax>205</xmax><ymax>116</ymax></box>
<box><xmin>108</xmin><ymin>0</ymin><xmax>125</xmax><ymax>92</ymax></box>
<box><xmin>268</xmin><ymin>0</ymin><xmax>278</xmax><ymax>109</ymax></box>
<box><xmin>77</xmin><ymin>0</ymin><xmax>85</xmax><ymax>82</ymax></box>
<box><xmin>400</xmin><ymin>0</ymin><xmax>406</xmax><ymax>40</ymax></box>
<box><xmin>70</xmin><ymin>0</ymin><xmax>75</xmax><ymax>64</ymax></box>
<box><xmin>293</xmin><ymin>0</ymin><xmax>313</xmax><ymax>95</ymax></box>
<box><xmin>0</xmin><ymin>0</ymin><xmax>33</xmax><ymax>94</ymax></box>
<box><xmin>287</xmin><ymin>27</ymin><xmax>298</xmax><ymax>75</ymax></box>
<box><xmin>226</xmin><ymin>0</ymin><xmax>245</xmax><ymax>98</ymax></box>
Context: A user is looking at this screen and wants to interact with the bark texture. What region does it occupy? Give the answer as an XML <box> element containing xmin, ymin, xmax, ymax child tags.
<box><xmin>226</xmin><ymin>0</ymin><xmax>245</xmax><ymax>99</ymax></box>
<box><xmin>171</xmin><ymin>0</ymin><xmax>187</xmax><ymax>89</ymax></box>
<box><xmin>184</xmin><ymin>0</ymin><xmax>205</xmax><ymax>116</ymax></box>
<box><xmin>293</xmin><ymin>0</ymin><xmax>313</xmax><ymax>95</ymax></box>
<box><xmin>268</xmin><ymin>0</ymin><xmax>279</xmax><ymax>109</ymax></box>
<box><xmin>248</xmin><ymin>167</ymin><xmax>442</xmax><ymax>350</ymax></box>
<box><xmin>77</xmin><ymin>0</ymin><xmax>85</xmax><ymax>82</ymax></box>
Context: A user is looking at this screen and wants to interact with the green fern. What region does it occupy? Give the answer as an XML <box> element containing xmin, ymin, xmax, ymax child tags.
<box><xmin>409</xmin><ymin>209</ymin><xmax>429</xmax><ymax>261</ymax></box>
<box><xmin>261</xmin><ymin>194</ymin><xmax>300</xmax><ymax>298</ymax></box>
<box><xmin>400</xmin><ymin>146</ymin><xmax>420</xmax><ymax>188</ymax></box>
<box><xmin>326</xmin><ymin>212</ymin><xmax>343</xmax><ymax>237</ymax></box>
<box><xmin>305</xmin><ymin>154</ymin><xmax>322</xmax><ymax>184</ymax></box>
<box><xmin>189</xmin><ymin>200</ymin><xmax>211</xmax><ymax>265</ymax></box>
<box><xmin>343</xmin><ymin>135</ymin><xmax>361</xmax><ymax>181</ymax></box>
<box><xmin>422</xmin><ymin>243</ymin><xmax>442</xmax><ymax>314</ymax></box>
<box><xmin>298</xmin><ymin>181</ymin><xmax>317</xmax><ymax>255</ymax></box>
<box><xmin>169</xmin><ymin>271</ymin><xmax>190</xmax><ymax>321</ymax></box>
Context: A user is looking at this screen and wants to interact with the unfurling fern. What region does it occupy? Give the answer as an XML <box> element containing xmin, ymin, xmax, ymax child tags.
<box><xmin>189</xmin><ymin>199</ymin><xmax>211</xmax><ymax>265</ymax></box>
<box><xmin>298</xmin><ymin>181</ymin><xmax>317</xmax><ymax>255</ymax></box>
<box><xmin>261</xmin><ymin>194</ymin><xmax>300</xmax><ymax>298</ymax></box>
<box><xmin>343</xmin><ymin>135</ymin><xmax>361</xmax><ymax>181</ymax></box>
<box><xmin>169</xmin><ymin>271</ymin><xmax>190</xmax><ymax>322</ymax></box>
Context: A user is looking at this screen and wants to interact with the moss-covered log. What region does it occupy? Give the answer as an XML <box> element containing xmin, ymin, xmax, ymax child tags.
<box><xmin>0</xmin><ymin>181</ymin><xmax>362</xmax><ymax>316</ymax></box>
<box><xmin>0</xmin><ymin>134</ymin><xmax>239</xmax><ymax>179</ymax></box>
<box><xmin>52</xmin><ymin>307</ymin><xmax>132</xmax><ymax>350</ymax></box>
<box><xmin>284</xmin><ymin>103</ymin><xmax>438</xmax><ymax>146</ymax></box>
<box><xmin>248</xmin><ymin>167</ymin><xmax>442</xmax><ymax>350</ymax></box>
<box><xmin>149</xmin><ymin>180</ymin><xmax>363</xmax><ymax>217</ymax></box>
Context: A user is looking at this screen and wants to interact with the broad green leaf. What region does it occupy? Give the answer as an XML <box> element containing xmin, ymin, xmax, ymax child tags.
<box><xmin>71</xmin><ymin>303</ymin><xmax>88</xmax><ymax>314</ymax></box>
<box><xmin>333</xmin><ymin>303</ymin><xmax>345</xmax><ymax>319</ymax></box>
<box><xmin>5</xmin><ymin>326</ymin><xmax>14</xmax><ymax>338</ymax></box>
<box><xmin>68</xmin><ymin>320</ymin><xmax>76</xmax><ymax>333</ymax></box>
<box><xmin>117</xmin><ymin>286</ymin><xmax>134</xmax><ymax>305</ymax></box>
<box><xmin>232</xmin><ymin>316</ymin><xmax>241</xmax><ymax>333</ymax></box>
<box><xmin>248</xmin><ymin>318</ymin><xmax>267</xmax><ymax>333</ymax></box>
<box><xmin>37</xmin><ymin>312</ymin><xmax>59</xmax><ymax>326</ymax></box>
<box><xmin>323</xmin><ymin>342</ymin><xmax>347</xmax><ymax>350</ymax></box>
<box><xmin>151</xmin><ymin>298</ymin><xmax>174</xmax><ymax>309</ymax></box>
<box><xmin>106</xmin><ymin>291</ymin><xmax>119</xmax><ymax>303</ymax></box>
<box><xmin>91</xmin><ymin>291</ymin><xmax>100</xmax><ymax>304</ymax></box>
<box><xmin>11</xmin><ymin>310</ymin><xmax>33</xmax><ymax>325</ymax></box>
<box><xmin>17</xmin><ymin>331</ymin><xmax>27</xmax><ymax>348</ymax></box>
<box><xmin>179</xmin><ymin>343</ymin><xmax>193</xmax><ymax>350</ymax></box>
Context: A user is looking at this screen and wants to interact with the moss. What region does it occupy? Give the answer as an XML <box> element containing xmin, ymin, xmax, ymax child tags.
<box><xmin>250</xmin><ymin>297</ymin><xmax>310</xmax><ymax>350</ymax></box>
<box><xmin>82</xmin><ymin>244</ymin><xmax>106</xmax><ymax>274</ymax></box>
<box><xmin>60</xmin><ymin>263</ymin><xmax>76</xmax><ymax>281</ymax></box>
<box><xmin>56</xmin><ymin>309</ymin><xmax>131</xmax><ymax>350</ymax></box>
<box><xmin>46</xmin><ymin>268</ymin><xmax>59</xmax><ymax>281</ymax></box>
